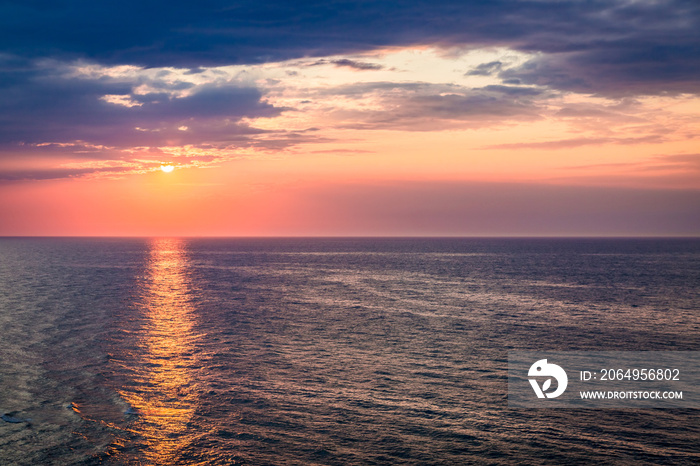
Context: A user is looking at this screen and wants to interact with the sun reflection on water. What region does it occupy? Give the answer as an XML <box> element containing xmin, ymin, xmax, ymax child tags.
<box><xmin>117</xmin><ymin>238</ymin><xmax>200</xmax><ymax>464</ymax></box>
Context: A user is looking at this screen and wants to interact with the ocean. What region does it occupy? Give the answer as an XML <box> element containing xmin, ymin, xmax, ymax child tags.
<box><xmin>0</xmin><ymin>237</ymin><xmax>698</xmax><ymax>464</ymax></box>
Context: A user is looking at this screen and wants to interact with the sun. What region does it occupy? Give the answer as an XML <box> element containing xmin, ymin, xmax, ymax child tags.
<box><xmin>160</xmin><ymin>165</ymin><xmax>175</xmax><ymax>173</ymax></box>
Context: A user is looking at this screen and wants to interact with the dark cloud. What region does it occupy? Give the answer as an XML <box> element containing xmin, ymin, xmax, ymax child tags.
<box><xmin>466</xmin><ymin>61</ymin><xmax>502</xmax><ymax>76</ymax></box>
<box><xmin>0</xmin><ymin>1</ymin><xmax>697</xmax><ymax>96</ymax></box>
<box><xmin>0</xmin><ymin>166</ymin><xmax>131</xmax><ymax>182</ymax></box>
<box><xmin>318</xmin><ymin>81</ymin><xmax>430</xmax><ymax>96</ymax></box>
<box><xmin>330</xmin><ymin>59</ymin><xmax>383</xmax><ymax>70</ymax></box>
<box><xmin>500</xmin><ymin>44</ymin><xmax>700</xmax><ymax>96</ymax></box>
<box><xmin>0</xmin><ymin>62</ymin><xmax>284</xmax><ymax>151</ymax></box>
<box><xmin>137</xmin><ymin>85</ymin><xmax>279</xmax><ymax>119</ymax></box>
<box><xmin>306</xmin><ymin>58</ymin><xmax>383</xmax><ymax>70</ymax></box>
<box><xmin>477</xmin><ymin>85</ymin><xmax>543</xmax><ymax>96</ymax></box>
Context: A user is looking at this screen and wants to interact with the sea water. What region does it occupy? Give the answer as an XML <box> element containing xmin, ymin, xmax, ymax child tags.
<box><xmin>0</xmin><ymin>238</ymin><xmax>698</xmax><ymax>464</ymax></box>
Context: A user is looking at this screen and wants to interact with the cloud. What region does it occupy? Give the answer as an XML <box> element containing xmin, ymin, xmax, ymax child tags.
<box><xmin>478</xmin><ymin>85</ymin><xmax>543</xmax><ymax>96</ymax></box>
<box><xmin>485</xmin><ymin>135</ymin><xmax>667</xmax><ymax>150</ymax></box>
<box><xmin>318</xmin><ymin>82</ymin><xmax>545</xmax><ymax>130</ymax></box>
<box><xmin>330</xmin><ymin>59</ymin><xmax>383</xmax><ymax>70</ymax></box>
<box><xmin>654</xmin><ymin>153</ymin><xmax>700</xmax><ymax>169</ymax></box>
<box><xmin>309</xmin><ymin>148</ymin><xmax>374</xmax><ymax>155</ymax></box>
<box><xmin>0</xmin><ymin>166</ymin><xmax>132</xmax><ymax>182</ymax></box>
<box><xmin>306</xmin><ymin>58</ymin><xmax>383</xmax><ymax>70</ymax></box>
<box><xmin>537</xmin><ymin>152</ymin><xmax>700</xmax><ymax>190</ymax></box>
<box><xmin>0</xmin><ymin>0</ymin><xmax>697</xmax><ymax>97</ymax></box>
<box><xmin>0</xmin><ymin>60</ymin><xmax>285</xmax><ymax>152</ymax></box>
<box><xmin>500</xmin><ymin>46</ymin><xmax>700</xmax><ymax>97</ymax></box>
<box><xmin>562</xmin><ymin>153</ymin><xmax>700</xmax><ymax>173</ymax></box>
<box><xmin>0</xmin><ymin>1</ymin><xmax>698</xmax><ymax>183</ymax></box>
<box><xmin>466</xmin><ymin>61</ymin><xmax>502</xmax><ymax>76</ymax></box>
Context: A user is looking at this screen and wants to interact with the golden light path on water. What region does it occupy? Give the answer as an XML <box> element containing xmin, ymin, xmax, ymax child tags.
<box><xmin>116</xmin><ymin>238</ymin><xmax>200</xmax><ymax>464</ymax></box>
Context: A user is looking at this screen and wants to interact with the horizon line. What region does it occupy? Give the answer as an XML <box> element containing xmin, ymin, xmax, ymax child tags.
<box><xmin>1</xmin><ymin>235</ymin><xmax>699</xmax><ymax>240</ymax></box>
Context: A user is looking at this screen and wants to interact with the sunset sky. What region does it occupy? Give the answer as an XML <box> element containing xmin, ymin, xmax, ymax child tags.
<box><xmin>1</xmin><ymin>0</ymin><xmax>698</xmax><ymax>236</ymax></box>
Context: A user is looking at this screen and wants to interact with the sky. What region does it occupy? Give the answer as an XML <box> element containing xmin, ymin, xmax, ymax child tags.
<box><xmin>0</xmin><ymin>0</ymin><xmax>698</xmax><ymax>236</ymax></box>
